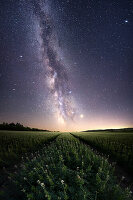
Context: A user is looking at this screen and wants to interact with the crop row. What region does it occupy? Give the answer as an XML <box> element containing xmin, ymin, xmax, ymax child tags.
<box><xmin>72</xmin><ymin>132</ymin><xmax>133</xmax><ymax>174</ymax></box>
<box><xmin>0</xmin><ymin>131</ymin><xmax>59</xmax><ymax>169</ymax></box>
<box><xmin>2</xmin><ymin>133</ymin><xmax>132</xmax><ymax>200</ymax></box>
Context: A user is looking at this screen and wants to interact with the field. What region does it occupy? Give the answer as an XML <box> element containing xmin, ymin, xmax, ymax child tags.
<box><xmin>0</xmin><ymin>131</ymin><xmax>133</xmax><ymax>200</ymax></box>
<box><xmin>0</xmin><ymin>130</ymin><xmax>60</xmax><ymax>169</ymax></box>
<box><xmin>72</xmin><ymin>131</ymin><xmax>133</xmax><ymax>174</ymax></box>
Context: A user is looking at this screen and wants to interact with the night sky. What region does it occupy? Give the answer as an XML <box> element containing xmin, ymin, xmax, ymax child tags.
<box><xmin>0</xmin><ymin>0</ymin><xmax>133</xmax><ymax>131</ymax></box>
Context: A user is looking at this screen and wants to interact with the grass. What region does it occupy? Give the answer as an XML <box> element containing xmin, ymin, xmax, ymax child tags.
<box><xmin>0</xmin><ymin>130</ymin><xmax>60</xmax><ymax>194</ymax></box>
<box><xmin>0</xmin><ymin>130</ymin><xmax>60</xmax><ymax>170</ymax></box>
<box><xmin>0</xmin><ymin>132</ymin><xmax>132</xmax><ymax>200</ymax></box>
<box><xmin>72</xmin><ymin>131</ymin><xmax>133</xmax><ymax>175</ymax></box>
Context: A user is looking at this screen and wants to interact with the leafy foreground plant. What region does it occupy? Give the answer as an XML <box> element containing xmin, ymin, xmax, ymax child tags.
<box><xmin>0</xmin><ymin>131</ymin><xmax>59</xmax><ymax>169</ymax></box>
<box><xmin>72</xmin><ymin>131</ymin><xmax>133</xmax><ymax>174</ymax></box>
<box><xmin>4</xmin><ymin>134</ymin><xmax>132</xmax><ymax>200</ymax></box>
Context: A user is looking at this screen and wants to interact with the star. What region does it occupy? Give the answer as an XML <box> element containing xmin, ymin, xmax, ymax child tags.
<box><xmin>80</xmin><ymin>114</ymin><xmax>84</xmax><ymax>118</ymax></box>
<box><xmin>124</xmin><ymin>20</ymin><xmax>128</xmax><ymax>23</ymax></box>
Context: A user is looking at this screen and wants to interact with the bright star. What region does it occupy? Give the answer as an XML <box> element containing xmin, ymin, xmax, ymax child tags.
<box><xmin>124</xmin><ymin>20</ymin><xmax>128</xmax><ymax>23</ymax></box>
<box><xmin>80</xmin><ymin>114</ymin><xmax>84</xmax><ymax>118</ymax></box>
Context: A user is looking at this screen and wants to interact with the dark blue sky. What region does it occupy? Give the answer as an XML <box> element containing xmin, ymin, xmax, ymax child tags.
<box><xmin>0</xmin><ymin>0</ymin><xmax>133</xmax><ymax>131</ymax></box>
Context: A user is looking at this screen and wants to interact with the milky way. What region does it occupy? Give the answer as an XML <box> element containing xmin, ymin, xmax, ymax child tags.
<box><xmin>0</xmin><ymin>0</ymin><xmax>133</xmax><ymax>131</ymax></box>
<box><xmin>32</xmin><ymin>0</ymin><xmax>76</xmax><ymax>124</ymax></box>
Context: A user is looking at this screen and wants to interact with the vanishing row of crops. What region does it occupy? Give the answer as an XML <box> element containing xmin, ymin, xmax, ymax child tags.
<box><xmin>0</xmin><ymin>130</ymin><xmax>59</xmax><ymax>169</ymax></box>
<box><xmin>1</xmin><ymin>133</ymin><xmax>132</xmax><ymax>200</ymax></box>
<box><xmin>72</xmin><ymin>131</ymin><xmax>133</xmax><ymax>174</ymax></box>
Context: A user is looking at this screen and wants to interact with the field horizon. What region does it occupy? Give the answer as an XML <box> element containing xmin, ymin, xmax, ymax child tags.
<box><xmin>0</xmin><ymin>122</ymin><xmax>133</xmax><ymax>133</ymax></box>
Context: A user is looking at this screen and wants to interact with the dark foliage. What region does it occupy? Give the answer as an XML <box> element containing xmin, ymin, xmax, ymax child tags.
<box><xmin>83</xmin><ymin>128</ymin><xmax>133</xmax><ymax>132</ymax></box>
<box><xmin>0</xmin><ymin>122</ymin><xmax>49</xmax><ymax>131</ymax></box>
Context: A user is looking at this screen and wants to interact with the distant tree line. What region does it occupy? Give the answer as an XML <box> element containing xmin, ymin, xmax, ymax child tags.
<box><xmin>83</xmin><ymin>128</ymin><xmax>133</xmax><ymax>132</ymax></box>
<box><xmin>0</xmin><ymin>122</ymin><xmax>50</xmax><ymax>131</ymax></box>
